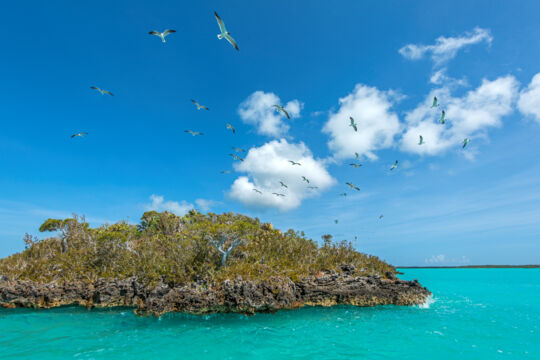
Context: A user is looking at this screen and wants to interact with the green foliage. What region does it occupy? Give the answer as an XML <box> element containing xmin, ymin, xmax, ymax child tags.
<box><xmin>0</xmin><ymin>212</ymin><xmax>396</xmax><ymax>284</ymax></box>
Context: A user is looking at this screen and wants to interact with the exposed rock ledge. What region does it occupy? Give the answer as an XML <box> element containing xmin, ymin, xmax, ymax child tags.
<box><xmin>0</xmin><ymin>272</ymin><xmax>430</xmax><ymax>316</ymax></box>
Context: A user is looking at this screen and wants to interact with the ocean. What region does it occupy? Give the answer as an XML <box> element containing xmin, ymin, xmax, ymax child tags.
<box><xmin>1</xmin><ymin>269</ymin><xmax>538</xmax><ymax>359</ymax></box>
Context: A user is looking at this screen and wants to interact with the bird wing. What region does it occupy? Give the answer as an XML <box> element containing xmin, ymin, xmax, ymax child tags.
<box><xmin>104</xmin><ymin>90</ymin><xmax>114</xmax><ymax>96</ymax></box>
<box><xmin>224</xmin><ymin>33</ymin><xmax>239</xmax><ymax>51</ymax></box>
<box><xmin>149</xmin><ymin>31</ymin><xmax>160</xmax><ymax>35</ymax></box>
<box><xmin>214</xmin><ymin>12</ymin><xmax>228</xmax><ymax>33</ymax></box>
<box><xmin>191</xmin><ymin>99</ymin><xmax>199</xmax><ymax>106</ymax></box>
<box><xmin>90</xmin><ymin>86</ymin><xmax>99</xmax><ymax>91</ymax></box>
<box><xmin>352</xmin><ymin>123</ymin><xmax>357</xmax><ymax>131</ymax></box>
<box><xmin>163</xmin><ymin>29</ymin><xmax>176</xmax><ymax>36</ymax></box>
<box><xmin>281</xmin><ymin>108</ymin><xmax>290</xmax><ymax>119</ymax></box>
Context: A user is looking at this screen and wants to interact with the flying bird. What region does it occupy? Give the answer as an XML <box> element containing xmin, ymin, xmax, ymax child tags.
<box><xmin>418</xmin><ymin>135</ymin><xmax>424</xmax><ymax>145</ymax></box>
<box><xmin>214</xmin><ymin>11</ymin><xmax>239</xmax><ymax>51</ymax></box>
<box><xmin>439</xmin><ymin>110</ymin><xmax>446</xmax><ymax>124</ymax></box>
<box><xmin>229</xmin><ymin>154</ymin><xmax>244</xmax><ymax>161</ymax></box>
<box><xmin>288</xmin><ymin>160</ymin><xmax>301</xmax><ymax>166</ymax></box>
<box><xmin>334</xmin><ymin>219</ymin><xmax>339</xmax><ymax>224</ymax></box>
<box><xmin>349</xmin><ymin>117</ymin><xmax>358</xmax><ymax>132</ymax></box>
<box><xmin>220</xmin><ymin>170</ymin><xmax>232</xmax><ymax>174</ymax></box>
<box><xmin>90</xmin><ymin>86</ymin><xmax>113</xmax><ymax>96</ymax></box>
<box><xmin>232</xmin><ymin>147</ymin><xmax>246</xmax><ymax>152</ymax></box>
<box><xmin>279</xmin><ymin>181</ymin><xmax>288</xmax><ymax>188</ymax></box>
<box><xmin>339</xmin><ymin>193</ymin><xmax>347</xmax><ymax>197</ymax></box>
<box><xmin>272</xmin><ymin>192</ymin><xmax>285</xmax><ymax>197</ymax></box>
<box><xmin>148</xmin><ymin>29</ymin><xmax>176</xmax><ymax>43</ymax></box>
<box><xmin>462</xmin><ymin>138</ymin><xmax>470</xmax><ymax>148</ymax></box>
<box><xmin>226</xmin><ymin>123</ymin><xmax>235</xmax><ymax>134</ymax></box>
<box><xmin>301</xmin><ymin>176</ymin><xmax>310</xmax><ymax>183</ymax></box>
<box><xmin>71</xmin><ymin>132</ymin><xmax>88</xmax><ymax>138</ymax></box>
<box><xmin>272</xmin><ymin>105</ymin><xmax>290</xmax><ymax>119</ymax></box>
<box><xmin>355</xmin><ymin>152</ymin><xmax>360</xmax><ymax>159</ymax></box>
<box><xmin>390</xmin><ymin>160</ymin><xmax>398</xmax><ymax>171</ymax></box>
<box><xmin>184</xmin><ymin>130</ymin><xmax>203</xmax><ymax>136</ymax></box>
<box><xmin>307</xmin><ymin>186</ymin><xmax>318</xmax><ymax>189</ymax></box>
<box><xmin>191</xmin><ymin>99</ymin><xmax>209</xmax><ymax>110</ymax></box>
<box><xmin>350</xmin><ymin>163</ymin><xmax>362</xmax><ymax>168</ymax></box>
<box><xmin>379</xmin><ymin>214</ymin><xmax>384</xmax><ymax>219</ymax></box>
<box><xmin>346</xmin><ymin>182</ymin><xmax>360</xmax><ymax>191</ymax></box>
<box><xmin>253</xmin><ymin>189</ymin><xmax>262</xmax><ymax>194</ymax></box>
<box><xmin>431</xmin><ymin>96</ymin><xmax>439</xmax><ymax>108</ymax></box>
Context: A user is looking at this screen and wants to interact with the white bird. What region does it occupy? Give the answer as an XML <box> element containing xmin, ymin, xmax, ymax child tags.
<box><xmin>191</xmin><ymin>99</ymin><xmax>209</xmax><ymax>110</ymax></box>
<box><xmin>390</xmin><ymin>160</ymin><xmax>398</xmax><ymax>171</ymax></box>
<box><xmin>349</xmin><ymin>117</ymin><xmax>358</xmax><ymax>132</ymax></box>
<box><xmin>289</xmin><ymin>160</ymin><xmax>301</xmax><ymax>166</ymax></box>
<box><xmin>272</xmin><ymin>192</ymin><xmax>285</xmax><ymax>197</ymax></box>
<box><xmin>279</xmin><ymin>181</ymin><xmax>288</xmax><ymax>188</ymax></box>
<box><xmin>232</xmin><ymin>146</ymin><xmax>246</xmax><ymax>153</ymax></box>
<box><xmin>272</xmin><ymin>105</ymin><xmax>290</xmax><ymax>119</ymax></box>
<box><xmin>346</xmin><ymin>182</ymin><xmax>360</xmax><ymax>191</ymax></box>
<box><xmin>214</xmin><ymin>12</ymin><xmax>239</xmax><ymax>51</ymax></box>
<box><xmin>184</xmin><ymin>130</ymin><xmax>203</xmax><ymax>136</ymax></box>
<box><xmin>302</xmin><ymin>176</ymin><xmax>310</xmax><ymax>184</ymax></box>
<box><xmin>220</xmin><ymin>170</ymin><xmax>232</xmax><ymax>174</ymax></box>
<box><xmin>71</xmin><ymin>132</ymin><xmax>88</xmax><ymax>138</ymax></box>
<box><xmin>462</xmin><ymin>138</ymin><xmax>471</xmax><ymax>148</ymax></box>
<box><xmin>431</xmin><ymin>96</ymin><xmax>439</xmax><ymax>108</ymax></box>
<box><xmin>226</xmin><ymin>123</ymin><xmax>235</xmax><ymax>134</ymax></box>
<box><xmin>307</xmin><ymin>186</ymin><xmax>318</xmax><ymax>189</ymax></box>
<box><xmin>229</xmin><ymin>154</ymin><xmax>244</xmax><ymax>161</ymax></box>
<box><xmin>253</xmin><ymin>189</ymin><xmax>262</xmax><ymax>194</ymax></box>
<box><xmin>418</xmin><ymin>135</ymin><xmax>424</xmax><ymax>145</ymax></box>
<box><xmin>149</xmin><ymin>29</ymin><xmax>176</xmax><ymax>43</ymax></box>
<box><xmin>90</xmin><ymin>86</ymin><xmax>113</xmax><ymax>96</ymax></box>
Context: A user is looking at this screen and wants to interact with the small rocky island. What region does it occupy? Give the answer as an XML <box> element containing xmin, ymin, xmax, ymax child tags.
<box><xmin>0</xmin><ymin>211</ymin><xmax>430</xmax><ymax>316</ymax></box>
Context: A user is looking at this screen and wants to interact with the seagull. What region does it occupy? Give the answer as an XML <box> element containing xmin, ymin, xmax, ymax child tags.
<box><xmin>439</xmin><ymin>110</ymin><xmax>446</xmax><ymax>124</ymax></box>
<box><xmin>379</xmin><ymin>214</ymin><xmax>384</xmax><ymax>219</ymax></box>
<box><xmin>279</xmin><ymin>181</ymin><xmax>288</xmax><ymax>188</ymax></box>
<box><xmin>301</xmin><ymin>176</ymin><xmax>310</xmax><ymax>184</ymax></box>
<box><xmin>71</xmin><ymin>132</ymin><xmax>88</xmax><ymax>138</ymax></box>
<box><xmin>191</xmin><ymin>99</ymin><xmax>209</xmax><ymax>110</ymax></box>
<box><xmin>289</xmin><ymin>160</ymin><xmax>301</xmax><ymax>166</ymax></box>
<box><xmin>214</xmin><ymin>11</ymin><xmax>239</xmax><ymax>51</ymax></box>
<box><xmin>220</xmin><ymin>170</ymin><xmax>232</xmax><ymax>174</ymax></box>
<box><xmin>334</xmin><ymin>219</ymin><xmax>339</xmax><ymax>224</ymax></box>
<box><xmin>148</xmin><ymin>29</ymin><xmax>176</xmax><ymax>43</ymax></box>
<box><xmin>307</xmin><ymin>186</ymin><xmax>319</xmax><ymax>189</ymax></box>
<box><xmin>350</xmin><ymin>163</ymin><xmax>362</xmax><ymax>168</ymax></box>
<box><xmin>339</xmin><ymin>193</ymin><xmax>347</xmax><ymax>197</ymax></box>
<box><xmin>418</xmin><ymin>135</ymin><xmax>424</xmax><ymax>145</ymax></box>
<box><xmin>390</xmin><ymin>160</ymin><xmax>398</xmax><ymax>171</ymax></box>
<box><xmin>184</xmin><ymin>130</ymin><xmax>203</xmax><ymax>136</ymax></box>
<box><xmin>272</xmin><ymin>192</ymin><xmax>285</xmax><ymax>197</ymax></box>
<box><xmin>272</xmin><ymin>105</ymin><xmax>290</xmax><ymax>119</ymax></box>
<box><xmin>232</xmin><ymin>146</ymin><xmax>246</xmax><ymax>152</ymax></box>
<box><xmin>229</xmin><ymin>154</ymin><xmax>244</xmax><ymax>161</ymax></box>
<box><xmin>253</xmin><ymin>189</ymin><xmax>262</xmax><ymax>194</ymax></box>
<box><xmin>349</xmin><ymin>117</ymin><xmax>358</xmax><ymax>132</ymax></box>
<box><xmin>431</xmin><ymin>96</ymin><xmax>439</xmax><ymax>108</ymax></box>
<box><xmin>346</xmin><ymin>182</ymin><xmax>360</xmax><ymax>191</ymax></box>
<box><xmin>355</xmin><ymin>152</ymin><xmax>360</xmax><ymax>160</ymax></box>
<box><xmin>462</xmin><ymin>138</ymin><xmax>470</xmax><ymax>148</ymax></box>
<box><xmin>226</xmin><ymin>123</ymin><xmax>235</xmax><ymax>134</ymax></box>
<box><xmin>90</xmin><ymin>86</ymin><xmax>113</xmax><ymax>96</ymax></box>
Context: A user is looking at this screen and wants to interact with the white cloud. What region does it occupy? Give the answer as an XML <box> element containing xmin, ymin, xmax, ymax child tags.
<box><xmin>145</xmin><ymin>195</ymin><xmax>194</xmax><ymax>216</ymax></box>
<box><xmin>425</xmin><ymin>254</ymin><xmax>446</xmax><ymax>264</ymax></box>
<box><xmin>425</xmin><ymin>254</ymin><xmax>470</xmax><ymax>265</ymax></box>
<box><xmin>517</xmin><ymin>72</ymin><xmax>540</xmax><ymax>123</ymax></box>
<box><xmin>430</xmin><ymin>68</ymin><xmax>468</xmax><ymax>87</ymax></box>
<box><xmin>322</xmin><ymin>84</ymin><xmax>401</xmax><ymax>160</ymax></box>
<box><xmin>400</xmin><ymin>75</ymin><xmax>519</xmax><ymax>156</ymax></box>
<box><xmin>238</xmin><ymin>91</ymin><xmax>303</xmax><ymax>137</ymax></box>
<box><xmin>195</xmin><ymin>199</ymin><xmax>217</xmax><ymax>212</ymax></box>
<box><xmin>399</xmin><ymin>27</ymin><xmax>493</xmax><ymax>66</ymax></box>
<box><xmin>228</xmin><ymin>139</ymin><xmax>335</xmax><ymax>211</ymax></box>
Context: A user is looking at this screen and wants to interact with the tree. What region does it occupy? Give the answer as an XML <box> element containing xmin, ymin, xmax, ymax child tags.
<box><xmin>210</xmin><ymin>233</ymin><xmax>242</xmax><ymax>267</ymax></box>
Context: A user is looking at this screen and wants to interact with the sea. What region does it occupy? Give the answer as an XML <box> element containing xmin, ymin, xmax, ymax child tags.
<box><xmin>0</xmin><ymin>269</ymin><xmax>538</xmax><ymax>359</ymax></box>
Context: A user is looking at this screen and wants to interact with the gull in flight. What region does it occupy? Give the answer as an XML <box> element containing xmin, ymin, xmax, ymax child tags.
<box><xmin>184</xmin><ymin>130</ymin><xmax>203</xmax><ymax>136</ymax></box>
<box><xmin>71</xmin><ymin>132</ymin><xmax>88</xmax><ymax>138</ymax></box>
<box><xmin>148</xmin><ymin>29</ymin><xmax>176</xmax><ymax>43</ymax></box>
<box><xmin>379</xmin><ymin>214</ymin><xmax>384</xmax><ymax>219</ymax></box>
<box><xmin>302</xmin><ymin>176</ymin><xmax>310</xmax><ymax>183</ymax></box>
<box><xmin>272</xmin><ymin>105</ymin><xmax>290</xmax><ymax>119</ymax></box>
<box><xmin>349</xmin><ymin>117</ymin><xmax>358</xmax><ymax>132</ymax></box>
<box><xmin>307</xmin><ymin>186</ymin><xmax>318</xmax><ymax>189</ymax></box>
<box><xmin>418</xmin><ymin>135</ymin><xmax>424</xmax><ymax>145</ymax></box>
<box><xmin>390</xmin><ymin>160</ymin><xmax>398</xmax><ymax>171</ymax></box>
<box><xmin>232</xmin><ymin>146</ymin><xmax>246</xmax><ymax>153</ymax></box>
<box><xmin>226</xmin><ymin>123</ymin><xmax>235</xmax><ymax>134</ymax></box>
<box><xmin>350</xmin><ymin>163</ymin><xmax>362</xmax><ymax>168</ymax></box>
<box><xmin>220</xmin><ymin>170</ymin><xmax>232</xmax><ymax>174</ymax></box>
<box><xmin>214</xmin><ymin>11</ymin><xmax>239</xmax><ymax>51</ymax></box>
<box><xmin>272</xmin><ymin>193</ymin><xmax>286</xmax><ymax>197</ymax></box>
<box><xmin>339</xmin><ymin>193</ymin><xmax>347</xmax><ymax>197</ymax></box>
<box><xmin>229</xmin><ymin>154</ymin><xmax>244</xmax><ymax>161</ymax></box>
<box><xmin>334</xmin><ymin>219</ymin><xmax>339</xmax><ymax>224</ymax></box>
<box><xmin>191</xmin><ymin>99</ymin><xmax>209</xmax><ymax>110</ymax></box>
<box><xmin>346</xmin><ymin>182</ymin><xmax>360</xmax><ymax>191</ymax></box>
<box><xmin>279</xmin><ymin>181</ymin><xmax>288</xmax><ymax>188</ymax></box>
<box><xmin>439</xmin><ymin>110</ymin><xmax>446</xmax><ymax>124</ymax></box>
<box><xmin>289</xmin><ymin>160</ymin><xmax>301</xmax><ymax>166</ymax></box>
<box><xmin>431</xmin><ymin>96</ymin><xmax>439</xmax><ymax>108</ymax></box>
<box><xmin>462</xmin><ymin>138</ymin><xmax>470</xmax><ymax>148</ymax></box>
<box><xmin>90</xmin><ymin>86</ymin><xmax>113</xmax><ymax>96</ymax></box>
<box><xmin>253</xmin><ymin>189</ymin><xmax>262</xmax><ymax>194</ymax></box>
<box><xmin>355</xmin><ymin>152</ymin><xmax>360</xmax><ymax>159</ymax></box>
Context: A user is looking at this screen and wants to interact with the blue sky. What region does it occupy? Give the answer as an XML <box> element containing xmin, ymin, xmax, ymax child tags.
<box><xmin>1</xmin><ymin>0</ymin><xmax>540</xmax><ymax>266</ymax></box>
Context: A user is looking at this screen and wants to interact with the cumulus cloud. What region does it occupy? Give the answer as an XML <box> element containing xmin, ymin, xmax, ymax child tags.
<box><xmin>425</xmin><ymin>254</ymin><xmax>446</xmax><ymax>264</ymax></box>
<box><xmin>399</xmin><ymin>27</ymin><xmax>493</xmax><ymax>66</ymax></box>
<box><xmin>145</xmin><ymin>195</ymin><xmax>194</xmax><ymax>216</ymax></box>
<box><xmin>195</xmin><ymin>199</ymin><xmax>218</xmax><ymax>212</ymax></box>
<box><xmin>238</xmin><ymin>91</ymin><xmax>303</xmax><ymax>137</ymax></box>
<box><xmin>517</xmin><ymin>72</ymin><xmax>540</xmax><ymax>123</ymax></box>
<box><xmin>400</xmin><ymin>76</ymin><xmax>519</xmax><ymax>156</ymax></box>
<box><xmin>322</xmin><ymin>84</ymin><xmax>401</xmax><ymax>160</ymax></box>
<box><xmin>228</xmin><ymin>139</ymin><xmax>335</xmax><ymax>211</ymax></box>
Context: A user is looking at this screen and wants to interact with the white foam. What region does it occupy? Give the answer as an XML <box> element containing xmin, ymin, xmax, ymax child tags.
<box><xmin>417</xmin><ymin>295</ymin><xmax>435</xmax><ymax>309</ymax></box>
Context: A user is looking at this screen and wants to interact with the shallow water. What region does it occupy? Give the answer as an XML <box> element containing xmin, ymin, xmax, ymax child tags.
<box><xmin>1</xmin><ymin>269</ymin><xmax>539</xmax><ymax>359</ymax></box>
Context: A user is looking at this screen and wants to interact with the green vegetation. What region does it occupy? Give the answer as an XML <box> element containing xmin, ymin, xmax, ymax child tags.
<box><xmin>0</xmin><ymin>211</ymin><xmax>396</xmax><ymax>284</ymax></box>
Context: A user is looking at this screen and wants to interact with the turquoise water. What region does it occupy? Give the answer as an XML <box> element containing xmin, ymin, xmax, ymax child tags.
<box><xmin>1</xmin><ymin>269</ymin><xmax>538</xmax><ymax>359</ymax></box>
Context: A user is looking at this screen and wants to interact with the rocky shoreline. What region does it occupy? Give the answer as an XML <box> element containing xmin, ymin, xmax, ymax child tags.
<box><xmin>0</xmin><ymin>271</ymin><xmax>430</xmax><ymax>316</ymax></box>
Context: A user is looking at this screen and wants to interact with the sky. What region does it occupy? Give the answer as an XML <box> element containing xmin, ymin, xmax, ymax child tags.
<box><xmin>1</xmin><ymin>0</ymin><xmax>540</xmax><ymax>266</ymax></box>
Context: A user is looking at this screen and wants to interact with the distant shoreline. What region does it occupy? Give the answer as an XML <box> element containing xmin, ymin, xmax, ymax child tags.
<box><xmin>398</xmin><ymin>265</ymin><xmax>540</xmax><ymax>269</ymax></box>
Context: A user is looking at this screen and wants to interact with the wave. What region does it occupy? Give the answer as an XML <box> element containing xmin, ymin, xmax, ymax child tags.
<box><xmin>417</xmin><ymin>295</ymin><xmax>435</xmax><ymax>309</ymax></box>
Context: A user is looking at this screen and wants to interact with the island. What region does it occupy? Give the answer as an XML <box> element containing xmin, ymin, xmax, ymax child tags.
<box><xmin>0</xmin><ymin>211</ymin><xmax>430</xmax><ymax>316</ymax></box>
